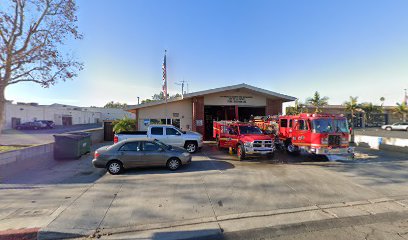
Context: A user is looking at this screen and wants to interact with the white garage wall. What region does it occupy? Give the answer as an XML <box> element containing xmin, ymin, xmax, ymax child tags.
<box><xmin>3</xmin><ymin>103</ymin><xmax>104</xmax><ymax>130</ymax></box>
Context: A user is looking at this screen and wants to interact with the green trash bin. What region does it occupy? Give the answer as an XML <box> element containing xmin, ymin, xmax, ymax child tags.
<box><xmin>54</xmin><ymin>133</ymin><xmax>84</xmax><ymax>160</ymax></box>
<box><xmin>70</xmin><ymin>132</ymin><xmax>91</xmax><ymax>155</ymax></box>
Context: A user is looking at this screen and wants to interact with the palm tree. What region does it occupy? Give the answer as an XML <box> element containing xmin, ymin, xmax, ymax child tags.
<box><xmin>361</xmin><ymin>102</ymin><xmax>383</xmax><ymax>126</ymax></box>
<box><xmin>286</xmin><ymin>99</ymin><xmax>307</xmax><ymax>115</ymax></box>
<box><xmin>380</xmin><ymin>97</ymin><xmax>385</xmax><ymax>106</ymax></box>
<box><xmin>343</xmin><ymin>96</ymin><xmax>360</xmax><ymax>142</ymax></box>
<box><xmin>393</xmin><ymin>102</ymin><xmax>408</xmax><ymax>122</ymax></box>
<box><xmin>306</xmin><ymin>91</ymin><xmax>329</xmax><ymax>113</ymax></box>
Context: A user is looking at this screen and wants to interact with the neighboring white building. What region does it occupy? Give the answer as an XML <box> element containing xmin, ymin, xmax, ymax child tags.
<box><xmin>86</xmin><ymin>107</ymin><xmax>134</xmax><ymax>121</ymax></box>
<box><xmin>3</xmin><ymin>102</ymin><xmax>135</xmax><ymax>130</ymax></box>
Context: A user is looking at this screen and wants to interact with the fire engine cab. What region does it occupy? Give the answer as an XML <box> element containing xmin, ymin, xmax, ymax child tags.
<box><xmin>278</xmin><ymin>113</ymin><xmax>354</xmax><ymax>157</ymax></box>
<box><xmin>213</xmin><ymin>121</ymin><xmax>275</xmax><ymax>160</ymax></box>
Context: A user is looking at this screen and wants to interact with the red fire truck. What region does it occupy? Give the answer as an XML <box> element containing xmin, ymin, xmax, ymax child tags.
<box><xmin>213</xmin><ymin>121</ymin><xmax>275</xmax><ymax>160</ymax></box>
<box><xmin>277</xmin><ymin>113</ymin><xmax>354</xmax><ymax>157</ymax></box>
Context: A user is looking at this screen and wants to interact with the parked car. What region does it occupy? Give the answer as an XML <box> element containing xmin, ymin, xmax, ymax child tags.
<box><xmin>381</xmin><ymin>122</ymin><xmax>408</xmax><ymax>131</ymax></box>
<box><xmin>92</xmin><ymin>138</ymin><xmax>192</xmax><ymax>174</ymax></box>
<box><xmin>15</xmin><ymin>121</ymin><xmax>44</xmax><ymax>130</ymax></box>
<box><xmin>114</xmin><ymin>125</ymin><xmax>203</xmax><ymax>153</ymax></box>
<box><xmin>36</xmin><ymin>120</ymin><xmax>55</xmax><ymax>129</ymax></box>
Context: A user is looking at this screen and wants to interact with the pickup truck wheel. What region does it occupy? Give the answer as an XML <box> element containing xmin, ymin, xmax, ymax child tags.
<box><xmin>185</xmin><ymin>142</ymin><xmax>198</xmax><ymax>153</ymax></box>
<box><xmin>267</xmin><ymin>152</ymin><xmax>275</xmax><ymax>159</ymax></box>
<box><xmin>167</xmin><ymin>158</ymin><xmax>181</xmax><ymax>171</ymax></box>
<box><xmin>237</xmin><ymin>145</ymin><xmax>246</xmax><ymax>160</ymax></box>
<box><xmin>107</xmin><ymin>160</ymin><xmax>123</xmax><ymax>175</ymax></box>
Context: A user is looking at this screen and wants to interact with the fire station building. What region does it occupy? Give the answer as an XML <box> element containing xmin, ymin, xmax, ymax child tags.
<box><xmin>127</xmin><ymin>84</ymin><xmax>296</xmax><ymax>140</ymax></box>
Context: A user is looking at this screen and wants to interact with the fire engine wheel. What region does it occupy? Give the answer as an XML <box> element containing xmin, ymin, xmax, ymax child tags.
<box><xmin>216</xmin><ymin>137</ymin><xmax>221</xmax><ymax>150</ymax></box>
<box><xmin>286</xmin><ymin>142</ymin><xmax>300</xmax><ymax>156</ymax></box>
<box><xmin>237</xmin><ymin>145</ymin><xmax>246</xmax><ymax>160</ymax></box>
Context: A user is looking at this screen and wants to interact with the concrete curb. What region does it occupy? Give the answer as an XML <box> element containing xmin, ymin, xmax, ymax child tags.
<box><xmin>0</xmin><ymin>227</ymin><xmax>39</xmax><ymax>240</ymax></box>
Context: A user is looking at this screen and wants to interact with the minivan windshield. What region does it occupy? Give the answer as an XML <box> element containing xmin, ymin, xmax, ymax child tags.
<box><xmin>239</xmin><ymin>125</ymin><xmax>263</xmax><ymax>135</ymax></box>
<box><xmin>311</xmin><ymin>119</ymin><xmax>349</xmax><ymax>133</ymax></box>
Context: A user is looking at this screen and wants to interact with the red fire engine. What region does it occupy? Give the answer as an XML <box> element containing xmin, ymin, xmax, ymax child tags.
<box><xmin>213</xmin><ymin>121</ymin><xmax>275</xmax><ymax>160</ymax></box>
<box><xmin>277</xmin><ymin>113</ymin><xmax>353</xmax><ymax>157</ymax></box>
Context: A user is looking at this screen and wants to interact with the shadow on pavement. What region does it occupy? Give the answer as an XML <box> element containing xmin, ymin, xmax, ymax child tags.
<box><xmin>150</xmin><ymin>229</ymin><xmax>223</xmax><ymax>240</ymax></box>
<box><xmin>121</xmin><ymin>160</ymin><xmax>235</xmax><ymax>176</ymax></box>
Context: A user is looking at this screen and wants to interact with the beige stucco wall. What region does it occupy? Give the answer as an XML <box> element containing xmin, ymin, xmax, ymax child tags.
<box><xmin>137</xmin><ymin>99</ymin><xmax>193</xmax><ymax>131</ymax></box>
<box><xmin>203</xmin><ymin>89</ymin><xmax>267</xmax><ymax>106</ymax></box>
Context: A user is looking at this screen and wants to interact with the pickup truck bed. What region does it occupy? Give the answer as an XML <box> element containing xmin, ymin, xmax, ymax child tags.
<box><xmin>114</xmin><ymin>125</ymin><xmax>203</xmax><ymax>153</ymax></box>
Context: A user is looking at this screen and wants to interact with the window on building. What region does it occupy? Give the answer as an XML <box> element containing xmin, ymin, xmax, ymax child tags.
<box><xmin>150</xmin><ymin>119</ymin><xmax>160</xmax><ymax>125</ymax></box>
<box><xmin>160</xmin><ymin>119</ymin><xmax>171</xmax><ymax>124</ymax></box>
<box><xmin>280</xmin><ymin>119</ymin><xmax>288</xmax><ymax>128</ymax></box>
<box><xmin>151</xmin><ymin>127</ymin><xmax>164</xmax><ymax>135</ymax></box>
<box><xmin>172</xmin><ymin>119</ymin><xmax>181</xmax><ymax>129</ymax></box>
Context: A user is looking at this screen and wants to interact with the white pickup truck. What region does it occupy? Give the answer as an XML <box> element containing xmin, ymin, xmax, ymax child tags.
<box><xmin>114</xmin><ymin>125</ymin><xmax>203</xmax><ymax>153</ymax></box>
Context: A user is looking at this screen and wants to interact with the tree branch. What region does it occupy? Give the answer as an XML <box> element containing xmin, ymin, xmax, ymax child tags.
<box><xmin>10</xmin><ymin>66</ymin><xmax>43</xmax><ymax>81</ymax></box>
<box><xmin>7</xmin><ymin>78</ymin><xmax>44</xmax><ymax>85</ymax></box>
<box><xmin>15</xmin><ymin>1</ymin><xmax>50</xmax><ymax>55</ymax></box>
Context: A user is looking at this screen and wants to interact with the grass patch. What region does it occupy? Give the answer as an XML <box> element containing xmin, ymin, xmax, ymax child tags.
<box><xmin>0</xmin><ymin>145</ymin><xmax>27</xmax><ymax>153</ymax></box>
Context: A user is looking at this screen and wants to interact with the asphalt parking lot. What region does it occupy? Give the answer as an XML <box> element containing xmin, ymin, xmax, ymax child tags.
<box><xmin>1</xmin><ymin>143</ymin><xmax>407</xmax><ymax>240</ymax></box>
<box><xmin>0</xmin><ymin>123</ymin><xmax>102</xmax><ymax>145</ymax></box>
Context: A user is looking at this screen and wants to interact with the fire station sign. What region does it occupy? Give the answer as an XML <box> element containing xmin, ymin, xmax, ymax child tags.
<box><xmin>220</xmin><ymin>96</ymin><xmax>253</xmax><ymax>104</ymax></box>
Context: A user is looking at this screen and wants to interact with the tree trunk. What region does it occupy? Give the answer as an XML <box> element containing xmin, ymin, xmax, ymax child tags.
<box><xmin>350</xmin><ymin>110</ymin><xmax>355</xmax><ymax>143</ymax></box>
<box><xmin>0</xmin><ymin>85</ymin><xmax>6</xmax><ymax>134</ymax></box>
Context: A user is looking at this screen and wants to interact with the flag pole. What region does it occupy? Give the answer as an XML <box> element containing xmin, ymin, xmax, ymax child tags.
<box><xmin>163</xmin><ymin>50</ymin><xmax>168</xmax><ymax>125</ymax></box>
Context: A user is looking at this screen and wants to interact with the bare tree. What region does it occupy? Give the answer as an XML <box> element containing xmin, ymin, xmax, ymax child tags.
<box><xmin>0</xmin><ymin>0</ymin><xmax>83</xmax><ymax>131</ymax></box>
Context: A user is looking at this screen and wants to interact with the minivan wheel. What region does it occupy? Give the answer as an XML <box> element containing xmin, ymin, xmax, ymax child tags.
<box><xmin>185</xmin><ymin>142</ymin><xmax>198</xmax><ymax>153</ymax></box>
<box><xmin>107</xmin><ymin>160</ymin><xmax>123</xmax><ymax>175</ymax></box>
<box><xmin>167</xmin><ymin>158</ymin><xmax>181</xmax><ymax>171</ymax></box>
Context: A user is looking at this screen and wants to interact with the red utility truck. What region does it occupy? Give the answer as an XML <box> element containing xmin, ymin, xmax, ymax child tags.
<box><xmin>213</xmin><ymin>121</ymin><xmax>275</xmax><ymax>160</ymax></box>
<box><xmin>277</xmin><ymin>113</ymin><xmax>353</xmax><ymax>157</ymax></box>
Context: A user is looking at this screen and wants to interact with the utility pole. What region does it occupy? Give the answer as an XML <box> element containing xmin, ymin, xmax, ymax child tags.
<box><xmin>405</xmin><ymin>88</ymin><xmax>407</xmax><ymax>105</ymax></box>
<box><xmin>175</xmin><ymin>79</ymin><xmax>188</xmax><ymax>96</ymax></box>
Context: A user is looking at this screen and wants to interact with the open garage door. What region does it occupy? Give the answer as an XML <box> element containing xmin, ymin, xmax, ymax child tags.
<box><xmin>204</xmin><ymin>105</ymin><xmax>265</xmax><ymax>140</ymax></box>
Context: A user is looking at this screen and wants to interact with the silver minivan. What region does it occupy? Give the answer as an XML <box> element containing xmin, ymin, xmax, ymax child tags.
<box><xmin>92</xmin><ymin>138</ymin><xmax>192</xmax><ymax>174</ymax></box>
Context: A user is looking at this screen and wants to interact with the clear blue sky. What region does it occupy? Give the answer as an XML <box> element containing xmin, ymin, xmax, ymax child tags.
<box><xmin>5</xmin><ymin>0</ymin><xmax>408</xmax><ymax>107</ymax></box>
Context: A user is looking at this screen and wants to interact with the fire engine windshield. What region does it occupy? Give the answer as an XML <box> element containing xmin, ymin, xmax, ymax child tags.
<box><xmin>333</xmin><ymin>119</ymin><xmax>349</xmax><ymax>133</ymax></box>
<box><xmin>311</xmin><ymin>119</ymin><xmax>349</xmax><ymax>133</ymax></box>
<box><xmin>239</xmin><ymin>125</ymin><xmax>263</xmax><ymax>135</ymax></box>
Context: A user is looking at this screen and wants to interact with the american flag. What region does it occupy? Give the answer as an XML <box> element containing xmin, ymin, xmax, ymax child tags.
<box><xmin>162</xmin><ymin>50</ymin><xmax>167</xmax><ymax>101</ymax></box>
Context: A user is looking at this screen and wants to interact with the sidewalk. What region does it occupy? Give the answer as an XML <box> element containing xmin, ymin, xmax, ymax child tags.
<box><xmin>38</xmin><ymin>196</ymin><xmax>408</xmax><ymax>239</ymax></box>
<box><xmin>0</xmin><ymin>143</ymin><xmax>108</xmax><ymax>240</ymax></box>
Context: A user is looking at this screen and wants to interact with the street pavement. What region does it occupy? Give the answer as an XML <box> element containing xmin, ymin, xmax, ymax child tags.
<box><xmin>0</xmin><ymin>143</ymin><xmax>407</xmax><ymax>240</ymax></box>
<box><xmin>0</xmin><ymin>124</ymin><xmax>102</xmax><ymax>145</ymax></box>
